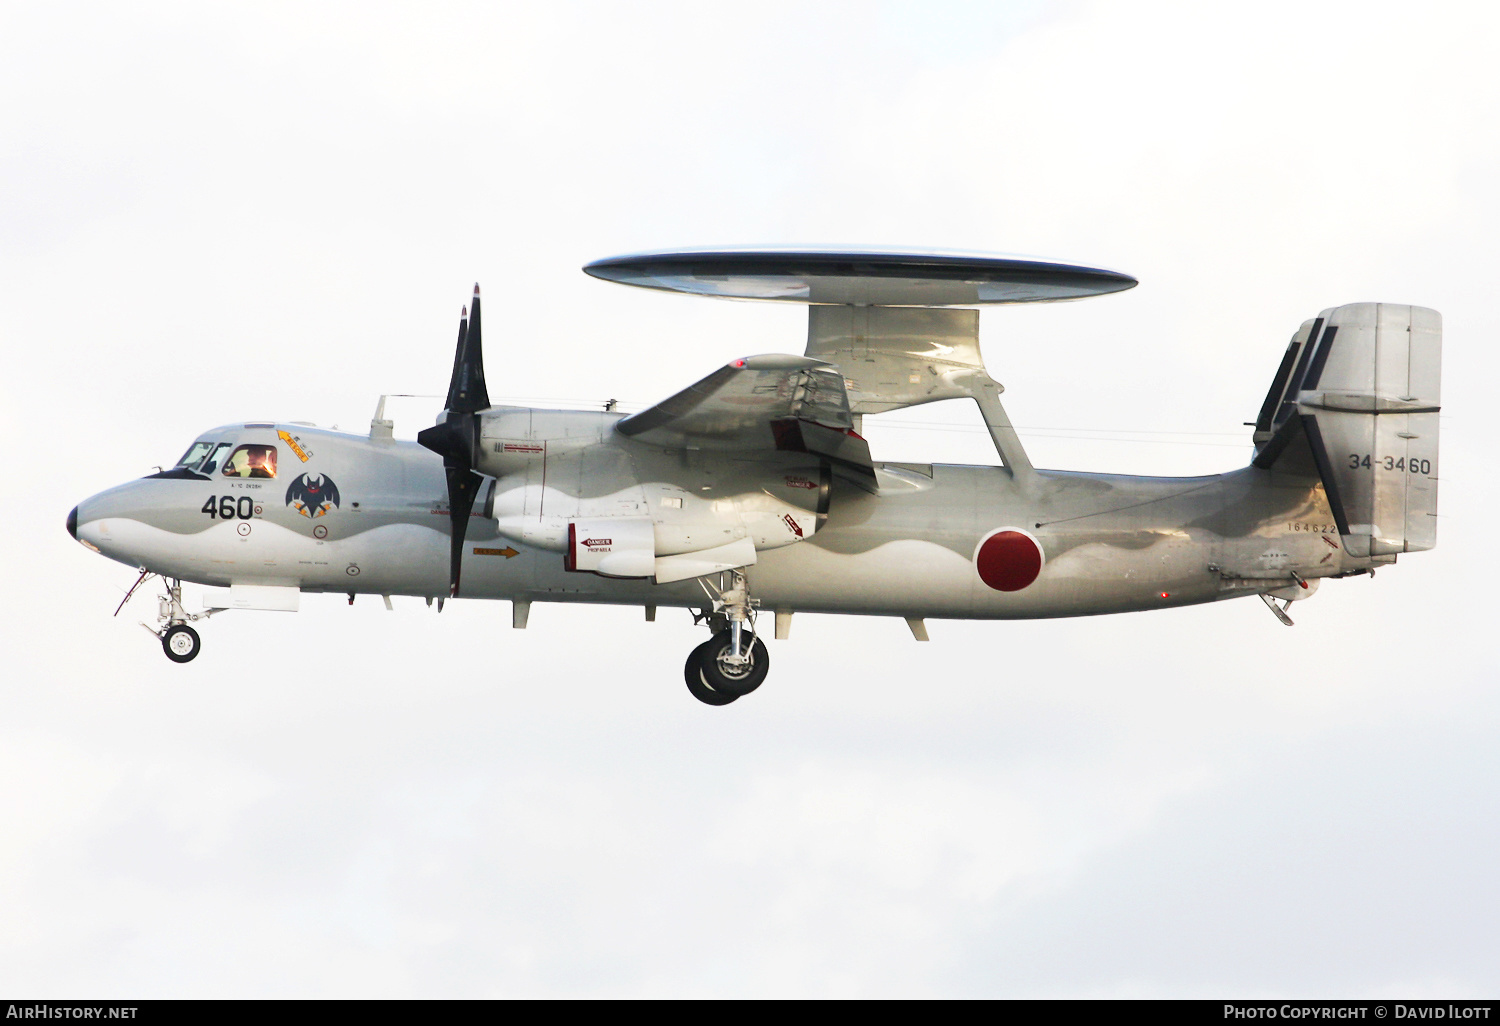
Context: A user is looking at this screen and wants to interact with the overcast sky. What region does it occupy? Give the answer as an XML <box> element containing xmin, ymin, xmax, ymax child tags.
<box><xmin>3</xmin><ymin>0</ymin><xmax>1498</xmax><ymax>997</ymax></box>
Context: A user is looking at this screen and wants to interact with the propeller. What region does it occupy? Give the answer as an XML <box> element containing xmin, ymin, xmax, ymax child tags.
<box><xmin>417</xmin><ymin>284</ymin><xmax>490</xmax><ymax>597</ymax></box>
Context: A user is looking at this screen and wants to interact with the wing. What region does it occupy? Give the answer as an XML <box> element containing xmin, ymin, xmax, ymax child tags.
<box><xmin>616</xmin><ymin>354</ymin><xmax>874</xmax><ymax>483</ymax></box>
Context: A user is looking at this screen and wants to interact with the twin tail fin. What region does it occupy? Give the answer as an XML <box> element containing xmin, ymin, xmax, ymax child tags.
<box><xmin>1252</xmin><ymin>303</ymin><xmax>1441</xmax><ymax>558</ymax></box>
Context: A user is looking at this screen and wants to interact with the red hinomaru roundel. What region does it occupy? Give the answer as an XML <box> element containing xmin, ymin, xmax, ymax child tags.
<box><xmin>973</xmin><ymin>528</ymin><xmax>1045</xmax><ymax>592</ymax></box>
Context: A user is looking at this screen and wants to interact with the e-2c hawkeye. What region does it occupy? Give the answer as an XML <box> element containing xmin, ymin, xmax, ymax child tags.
<box><xmin>67</xmin><ymin>251</ymin><xmax>1441</xmax><ymax>704</ymax></box>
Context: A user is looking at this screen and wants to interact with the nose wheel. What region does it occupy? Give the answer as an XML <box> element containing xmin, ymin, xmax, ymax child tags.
<box><xmin>162</xmin><ymin>624</ymin><xmax>201</xmax><ymax>663</ymax></box>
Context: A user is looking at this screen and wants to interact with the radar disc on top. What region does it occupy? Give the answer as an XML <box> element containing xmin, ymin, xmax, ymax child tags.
<box><xmin>583</xmin><ymin>248</ymin><xmax>1136</xmax><ymax>306</ymax></box>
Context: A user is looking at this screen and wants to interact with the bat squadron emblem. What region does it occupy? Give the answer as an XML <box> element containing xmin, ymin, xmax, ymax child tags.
<box><xmin>285</xmin><ymin>473</ymin><xmax>340</xmax><ymax>518</ymax></box>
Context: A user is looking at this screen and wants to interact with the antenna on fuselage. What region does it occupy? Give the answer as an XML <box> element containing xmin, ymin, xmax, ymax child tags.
<box><xmin>369</xmin><ymin>395</ymin><xmax>394</xmax><ymax>440</ymax></box>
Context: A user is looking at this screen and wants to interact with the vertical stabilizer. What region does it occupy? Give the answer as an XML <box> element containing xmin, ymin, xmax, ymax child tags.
<box><xmin>1254</xmin><ymin>303</ymin><xmax>1441</xmax><ymax>557</ymax></box>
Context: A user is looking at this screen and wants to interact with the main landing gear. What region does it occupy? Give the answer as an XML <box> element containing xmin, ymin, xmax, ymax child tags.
<box><xmin>118</xmin><ymin>571</ymin><xmax>220</xmax><ymax>663</ymax></box>
<box><xmin>685</xmin><ymin>570</ymin><xmax>770</xmax><ymax>705</ymax></box>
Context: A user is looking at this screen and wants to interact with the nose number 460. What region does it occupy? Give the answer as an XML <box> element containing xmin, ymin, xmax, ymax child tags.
<box><xmin>202</xmin><ymin>495</ymin><xmax>255</xmax><ymax>520</ymax></box>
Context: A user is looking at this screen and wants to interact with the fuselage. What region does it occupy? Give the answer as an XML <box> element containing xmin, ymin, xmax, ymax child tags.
<box><xmin>69</xmin><ymin>415</ymin><xmax>1382</xmax><ymax>621</ymax></box>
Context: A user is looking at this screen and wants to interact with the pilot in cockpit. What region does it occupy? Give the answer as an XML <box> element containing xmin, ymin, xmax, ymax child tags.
<box><xmin>223</xmin><ymin>445</ymin><xmax>277</xmax><ymax>479</ymax></box>
<box><xmin>244</xmin><ymin>448</ymin><xmax>275</xmax><ymax>478</ymax></box>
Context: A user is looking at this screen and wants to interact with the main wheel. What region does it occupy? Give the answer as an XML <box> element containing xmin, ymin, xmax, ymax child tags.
<box><xmin>684</xmin><ymin>640</ymin><xmax>738</xmax><ymax>706</ymax></box>
<box><xmin>696</xmin><ymin>630</ymin><xmax>769</xmax><ymax>698</ymax></box>
<box><xmin>162</xmin><ymin>624</ymin><xmax>201</xmax><ymax>663</ymax></box>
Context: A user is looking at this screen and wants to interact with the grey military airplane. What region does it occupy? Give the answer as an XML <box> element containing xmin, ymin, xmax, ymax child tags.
<box><xmin>67</xmin><ymin>251</ymin><xmax>1440</xmax><ymax>704</ymax></box>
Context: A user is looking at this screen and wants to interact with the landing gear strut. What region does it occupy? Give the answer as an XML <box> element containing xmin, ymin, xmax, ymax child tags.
<box><xmin>685</xmin><ymin>570</ymin><xmax>769</xmax><ymax>705</ymax></box>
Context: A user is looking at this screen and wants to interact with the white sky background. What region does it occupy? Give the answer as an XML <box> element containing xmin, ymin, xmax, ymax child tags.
<box><xmin>1</xmin><ymin>0</ymin><xmax>1497</xmax><ymax>997</ymax></box>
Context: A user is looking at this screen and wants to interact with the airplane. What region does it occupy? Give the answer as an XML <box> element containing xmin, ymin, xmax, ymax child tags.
<box><xmin>66</xmin><ymin>250</ymin><xmax>1441</xmax><ymax>704</ymax></box>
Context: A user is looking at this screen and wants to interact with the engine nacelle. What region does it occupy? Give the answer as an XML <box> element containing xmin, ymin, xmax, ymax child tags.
<box><xmin>477</xmin><ymin>406</ymin><xmax>828</xmax><ymax>581</ymax></box>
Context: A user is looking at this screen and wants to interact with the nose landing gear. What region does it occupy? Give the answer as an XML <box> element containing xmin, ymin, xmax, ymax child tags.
<box><xmin>118</xmin><ymin>571</ymin><xmax>221</xmax><ymax>663</ymax></box>
<box><xmin>147</xmin><ymin>579</ymin><xmax>219</xmax><ymax>663</ymax></box>
<box><xmin>685</xmin><ymin>570</ymin><xmax>770</xmax><ymax>705</ymax></box>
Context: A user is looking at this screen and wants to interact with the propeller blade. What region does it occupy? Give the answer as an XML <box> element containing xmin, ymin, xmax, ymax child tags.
<box><xmin>442</xmin><ymin>306</ymin><xmax>470</xmax><ymax>412</ymax></box>
<box><xmin>450</xmin><ymin>284</ymin><xmax>489</xmax><ymax>414</ymax></box>
<box><xmin>418</xmin><ymin>284</ymin><xmax>492</xmax><ymax>597</ymax></box>
<box><xmin>444</xmin><ymin>465</ymin><xmax>481</xmax><ymax>597</ymax></box>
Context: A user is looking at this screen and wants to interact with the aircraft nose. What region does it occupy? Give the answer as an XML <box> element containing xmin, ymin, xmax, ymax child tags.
<box><xmin>67</xmin><ymin>505</ymin><xmax>78</xmax><ymax>540</ymax></box>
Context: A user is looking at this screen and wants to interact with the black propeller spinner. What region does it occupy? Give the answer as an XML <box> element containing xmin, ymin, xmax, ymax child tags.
<box><xmin>417</xmin><ymin>285</ymin><xmax>490</xmax><ymax>597</ymax></box>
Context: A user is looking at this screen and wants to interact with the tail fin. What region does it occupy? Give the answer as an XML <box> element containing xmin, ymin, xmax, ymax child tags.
<box><xmin>1253</xmin><ymin>303</ymin><xmax>1441</xmax><ymax>557</ymax></box>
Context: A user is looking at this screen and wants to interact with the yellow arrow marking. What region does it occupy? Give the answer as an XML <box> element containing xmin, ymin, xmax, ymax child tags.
<box><xmin>473</xmin><ymin>546</ymin><xmax>520</xmax><ymax>558</ymax></box>
<box><xmin>277</xmin><ymin>430</ymin><xmax>311</xmax><ymax>462</ymax></box>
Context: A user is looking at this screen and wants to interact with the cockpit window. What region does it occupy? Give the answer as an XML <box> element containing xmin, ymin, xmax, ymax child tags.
<box><xmin>221</xmin><ymin>444</ymin><xmax>278</xmax><ymax>479</ymax></box>
<box><xmin>176</xmin><ymin>441</ymin><xmax>216</xmax><ymax>467</ymax></box>
<box><xmin>198</xmin><ymin>443</ymin><xmax>231</xmax><ymax>475</ymax></box>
